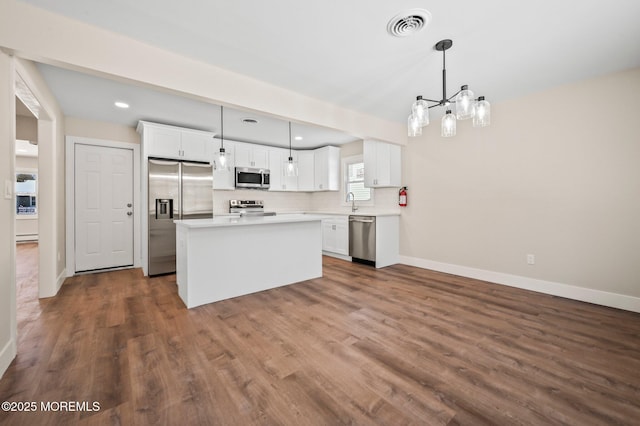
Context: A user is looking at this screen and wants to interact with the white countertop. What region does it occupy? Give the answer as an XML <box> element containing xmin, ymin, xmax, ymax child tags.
<box><xmin>175</xmin><ymin>213</ymin><xmax>330</xmax><ymax>228</ymax></box>
<box><xmin>304</xmin><ymin>210</ymin><xmax>401</xmax><ymax>217</ymax></box>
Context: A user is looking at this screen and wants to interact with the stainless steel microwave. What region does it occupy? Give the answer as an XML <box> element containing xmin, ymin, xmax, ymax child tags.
<box><xmin>235</xmin><ymin>167</ymin><xmax>270</xmax><ymax>190</ymax></box>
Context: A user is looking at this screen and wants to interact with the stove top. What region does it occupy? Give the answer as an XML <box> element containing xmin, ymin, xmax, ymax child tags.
<box><xmin>229</xmin><ymin>199</ymin><xmax>276</xmax><ymax>216</ymax></box>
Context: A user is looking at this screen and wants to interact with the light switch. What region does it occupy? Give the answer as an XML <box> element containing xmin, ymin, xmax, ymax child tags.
<box><xmin>4</xmin><ymin>179</ymin><xmax>12</xmax><ymax>199</ymax></box>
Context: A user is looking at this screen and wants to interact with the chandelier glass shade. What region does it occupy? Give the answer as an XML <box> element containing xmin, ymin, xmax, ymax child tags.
<box><xmin>408</xmin><ymin>39</ymin><xmax>490</xmax><ymax>137</ymax></box>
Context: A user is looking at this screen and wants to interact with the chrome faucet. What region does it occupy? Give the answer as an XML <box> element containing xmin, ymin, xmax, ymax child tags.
<box><xmin>347</xmin><ymin>192</ymin><xmax>358</xmax><ymax>212</ymax></box>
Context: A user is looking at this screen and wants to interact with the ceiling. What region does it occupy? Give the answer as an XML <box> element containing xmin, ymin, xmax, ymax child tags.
<box><xmin>35</xmin><ymin>63</ymin><xmax>358</xmax><ymax>149</ymax></box>
<box><xmin>24</xmin><ymin>0</ymin><xmax>640</xmax><ymax>146</ymax></box>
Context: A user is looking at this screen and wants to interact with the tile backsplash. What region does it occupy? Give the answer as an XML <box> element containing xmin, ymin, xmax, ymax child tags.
<box><xmin>213</xmin><ymin>189</ymin><xmax>312</xmax><ymax>214</ymax></box>
<box><xmin>213</xmin><ymin>187</ymin><xmax>399</xmax><ymax>215</ymax></box>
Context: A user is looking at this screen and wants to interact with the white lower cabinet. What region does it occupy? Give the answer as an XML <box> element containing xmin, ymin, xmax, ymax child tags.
<box><xmin>322</xmin><ymin>216</ymin><xmax>349</xmax><ymax>256</ymax></box>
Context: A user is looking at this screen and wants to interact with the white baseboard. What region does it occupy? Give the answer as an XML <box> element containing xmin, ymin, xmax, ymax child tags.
<box><xmin>399</xmin><ymin>256</ymin><xmax>640</xmax><ymax>313</ymax></box>
<box><xmin>56</xmin><ymin>268</ymin><xmax>67</xmax><ymax>293</ymax></box>
<box><xmin>16</xmin><ymin>235</ymin><xmax>38</xmax><ymax>242</ymax></box>
<box><xmin>0</xmin><ymin>338</ymin><xmax>17</xmax><ymax>379</ymax></box>
<box><xmin>322</xmin><ymin>251</ymin><xmax>352</xmax><ymax>262</ymax></box>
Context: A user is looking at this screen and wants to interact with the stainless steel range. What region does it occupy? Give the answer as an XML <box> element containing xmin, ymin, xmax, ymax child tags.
<box><xmin>229</xmin><ymin>199</ymin><xmax>276</xmax><ymax>217</ymax></box>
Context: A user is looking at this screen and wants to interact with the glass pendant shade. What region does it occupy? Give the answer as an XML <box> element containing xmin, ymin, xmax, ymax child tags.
<box><xmin>285</xmin><ymin>121</ymin><xmax>298</xmax><ymax>176</ymax></box>
<box><xmin>285</xmin><ymin>156</ymin><xmax>298</xmax><ymax>177</ymax></box>
<box><xmin>473</xmin><ymin>96</ymin><xmax>490</xmax><ymax>127</ymax></box>
<box><xmin>441</xmin><ymin>110</ymin><xmax>456</xmax><ymax>137</ymax></box>
<box><xmin>218</xmin><ymin>146</ymin><xmax>226</xmax><ymax>168</ymax></box>
<box><xmin>455</xmin><ymin>85</ymin><xmax>475</xmax><ymax>120</ymax></box>
<box><xmin>408</xmin><ymin>113</ymin><xmax>422</xmax><ymax>137</ymax></box>
<box><xmin>411</xmin><ymin>96</ymin><xmax>429</xmax><ymax>126</ymax></box>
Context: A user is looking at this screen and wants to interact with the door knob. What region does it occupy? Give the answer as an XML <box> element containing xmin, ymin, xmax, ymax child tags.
<box><xmin>127</xmin><ymin>211</ymin><xmax>133</xmax><ymax>216</ymax></box>
<box><xmin>127</xmin><ymin>203</ymin><xmax>132</xmax><ymax>207</ymax></box>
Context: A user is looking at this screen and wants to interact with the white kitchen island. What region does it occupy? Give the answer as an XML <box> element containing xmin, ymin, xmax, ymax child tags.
<box><xmin>174</xmin><ymin>214</ymin><xmax>326</xmax><ymax>308</ymax></box>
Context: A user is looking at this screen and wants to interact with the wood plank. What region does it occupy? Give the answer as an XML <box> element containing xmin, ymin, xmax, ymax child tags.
<box><xmin>2</xmin><ymin>246</ymin><xmax>640</xmax><ymax>425</ymax></box>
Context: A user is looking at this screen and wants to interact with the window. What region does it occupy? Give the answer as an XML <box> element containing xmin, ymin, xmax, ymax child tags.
<box><xmin>16</xmin><ymin>172</ymin><xmax>37</xmax><ymax>216</ymax></box>
<box><xmin>343</xmin><ymin>155</ymin><xmax>372</xmax><ymax>203</ymax></box>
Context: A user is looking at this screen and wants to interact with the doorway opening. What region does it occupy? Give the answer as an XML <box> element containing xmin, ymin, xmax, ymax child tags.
<box><xmin>14</xmin><ymin>82</ymin><xmax>41</xmax><ymax>335</ymax></box>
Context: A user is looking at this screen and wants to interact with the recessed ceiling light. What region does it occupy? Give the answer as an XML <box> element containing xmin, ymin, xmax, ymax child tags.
<box><xmin>387</xmin><ymin>9</ymin><xmax>431</xmax><ymax>37</ymax></box>
<box><xmin>294</xmin><ymin>136</ymin><xmax>303</xmax><ymax>141</ymax></box>
<box><xmin>241</xmin><ymin>118</ymin><xmax>259</xmax><ymax>124</ymax></box>
<box><xmin>114</xmin><ymin>101</ymin><xmax>129</xmax><ymax>109</ymax></box>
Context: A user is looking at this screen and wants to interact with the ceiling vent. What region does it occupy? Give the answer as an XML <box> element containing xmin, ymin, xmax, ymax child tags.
<box><xmin>386</xmin><ymin>9</ymin><xmax>431</xmax><ymax>37</ymax></box>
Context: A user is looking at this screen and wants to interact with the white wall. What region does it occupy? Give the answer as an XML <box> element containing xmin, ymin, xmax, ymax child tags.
<box><xmin>401</xmin><ymin>68</ymin><xmax>640</xmax><ymax>307</ymax></box>
<box><xmin>15</xmin><ymin>59</ymin><xmax>66</xmax><ymax>299</ymax></box>
<box><xmin>0</xmin><ymin>50</ymin><xmax>17</xmax><ymax>378</ymax></box>
<box><xmin>16</xmin><ymin>114</ymin><xmax>37</xmax><ymax>141</ymax></box>
<box><xmin>65</xmin><ymin>116</ymin><xmax>140</xmax><ymax>145</ymax></box>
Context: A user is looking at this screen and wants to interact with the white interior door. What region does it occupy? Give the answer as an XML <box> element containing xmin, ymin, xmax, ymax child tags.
<box><xmin>75</xmin><ymin>144</ymin><xmax>134</xmax><ymax>272</ymax></box>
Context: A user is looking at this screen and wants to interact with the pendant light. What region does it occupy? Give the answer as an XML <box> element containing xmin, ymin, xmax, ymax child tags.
<box><xmin>441</xmin><ymin>110</ymin><xmax>456</xmax><ymax>137</ymax></box>
<box><xmin>218</xmin><ymin>105</ymin><xmax>227</xmax><ymax>168</ymax></box>
<box><xmin>408</xmin><ymin>39</ymin><xmax>490</xmax><ymax>137</ymax></box>
<box><xmin>408</xmin><ymin>111</ymin><xmax>423</xmax><ymax>137</ymax></box>
<box><xmin>473</xmin><ymin>96</ymin><xmax>491</xmax><ymax>127</ymax></box>
<box><xmin>285</xmin><ymin>121</ymin><xmax>298</xmax><ymax>177</ymax></box>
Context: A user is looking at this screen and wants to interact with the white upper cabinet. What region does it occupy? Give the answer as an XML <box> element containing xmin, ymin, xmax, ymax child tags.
<box><xmin>138</xmin><ymin>121</ymin><xmax>213</xmax><ymax>163</ymax></box>
<box><xmin>314</xmin><ymin>146</ymin><xmax>340</xmax><ymax>191</ymax></box>
<box><xmin>268</xmin><ymin>147</ymin><xmax>298</xmax><ymax>192</ymax></box>
<box><xmin>181</xmin><ymin>130</ymin><xmax>214</xmax><ymax>162</ymax></box>
<box><xmin>363</xmin><ymin>139</ymin><xmax>401</xmax><ymax>188</ymax></box>
<box><xmin>211</xmin><ymin>138</ymin><xmax>235</xmax><ymax>190</ymax></box>
<box><xmin>235</xmin><ymin>142</ymin><xmax>269</xmax><ymax>169</ymax></box>
<box><xmin>297</xmin><ymin>151</ymin><xmax>315</xmax><ymax>192</ymax></box>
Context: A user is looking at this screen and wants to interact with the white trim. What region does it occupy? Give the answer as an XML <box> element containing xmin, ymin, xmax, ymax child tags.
<box><xmin>322</xmin><ymin>251</ymin><xmax>352</xmax><ymax>262</ymax></box>
<box><xmin>56</xmin><ymin>268</ymin><xmax>66</xmax><ymax>293</ymax></box>
<box><xmin>341</xmin><ymin>154</ymin><xmax>374</xmax><ymax>207</ymax></box>
<box><xmin>0</xmin><ymin>338</ymin><xmax>17</xmax><ymax>380</ymax></box>
<box><xmin>399</xmin><ymin>255</ymin><xmax>640</xmax><ymax>313</ymax></box>
<box><xmin>65</xmin><ymin>136</ymin><xmax>141</xmax><ymax>277</ymax></box>
<box><xmin>16</xmin><ymin>234</ymin><xmax>38</xmax><ymax>242</ymax></box>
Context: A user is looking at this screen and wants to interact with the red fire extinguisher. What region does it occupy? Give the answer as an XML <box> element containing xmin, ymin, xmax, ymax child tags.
<box><xmin>399</xmin><ymin>186</ymin><xmax>407</xmax><ymax>207</ymax></box>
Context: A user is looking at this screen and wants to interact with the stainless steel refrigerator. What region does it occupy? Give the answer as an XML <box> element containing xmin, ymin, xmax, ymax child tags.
<box><xmin>148</xmin><ymin>158</ymin><xmax>213</xmax><ymax>276</ymax></box>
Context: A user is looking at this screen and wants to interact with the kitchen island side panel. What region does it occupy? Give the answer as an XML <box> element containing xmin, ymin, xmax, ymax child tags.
<box><xmin>177</xmin><ymin>220</ymin><xmax>322</xmax><ymax>308</ymax></box>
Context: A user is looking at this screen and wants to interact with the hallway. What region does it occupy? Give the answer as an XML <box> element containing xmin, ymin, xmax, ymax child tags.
<box><xmin>15</xmin><ymin>242</ymin><xmax>47</xmax><ymax>335</ymax></box>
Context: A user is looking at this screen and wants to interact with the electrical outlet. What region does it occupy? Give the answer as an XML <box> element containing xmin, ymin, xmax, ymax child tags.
<box><xmin>527</xmin><ymin>254</ymin><xmax>535</xmax><ymax>265</ymax></box>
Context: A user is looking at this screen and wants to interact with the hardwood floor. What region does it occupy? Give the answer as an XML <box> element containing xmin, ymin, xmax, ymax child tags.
<box><xmin>2</xmin><ymin>251</ymin><xmax>640</xmax><ymax>425</ymax></box>
<box><xmin>14</xmin><ymin>243</ymin><xmax>42</xmax><ymax>335</ymax></box>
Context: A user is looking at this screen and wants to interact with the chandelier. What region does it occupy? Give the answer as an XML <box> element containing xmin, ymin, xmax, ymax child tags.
<box><xmin>408</xmin><ymin>39</ymin><xmax>490</xmax><ymax>137</ymax></box>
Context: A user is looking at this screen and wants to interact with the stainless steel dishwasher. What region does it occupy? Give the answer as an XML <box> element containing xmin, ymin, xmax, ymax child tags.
<box><xmin>349</xmin><ymin>215</ymin><xmax>376</xmax><ymax>264</ymax></box>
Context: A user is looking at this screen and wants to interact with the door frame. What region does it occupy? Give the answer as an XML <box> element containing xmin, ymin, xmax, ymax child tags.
<box><xmin>65</xmin><ymin>136</ymin><xmax>141</xmax><ymax>276</ymax></box>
